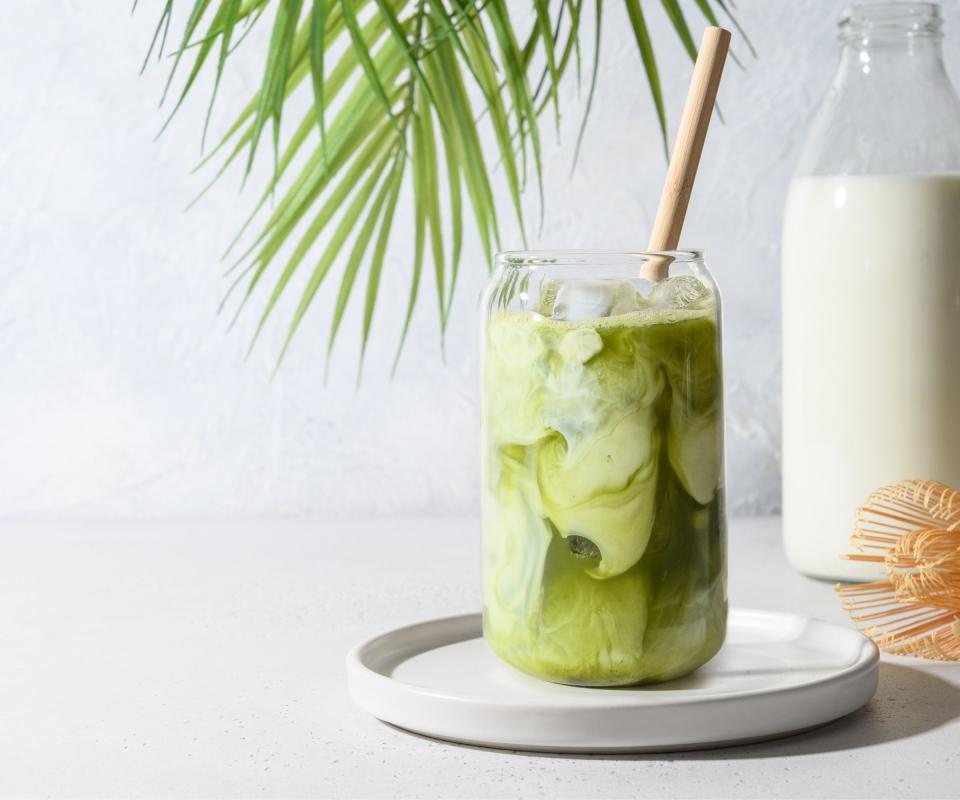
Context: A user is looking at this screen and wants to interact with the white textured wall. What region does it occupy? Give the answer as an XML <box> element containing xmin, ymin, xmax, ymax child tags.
<box><xmin>4</xmin><ymin>1</ymin><xmax>958</xmax><ymax>518</ymax></box>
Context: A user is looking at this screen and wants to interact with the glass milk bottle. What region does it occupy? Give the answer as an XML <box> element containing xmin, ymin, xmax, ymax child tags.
<box><xmin>782</xmin><ymin>2</ymin><xmax>960</xmax><ymax>580</ymax></box>
<box><xmin>480</xmin><ymin>251</ymin><xmax>726</xmax><ymax>686</ymax></box>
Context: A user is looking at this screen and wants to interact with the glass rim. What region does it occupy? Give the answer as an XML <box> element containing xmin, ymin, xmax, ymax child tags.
<box><xmin>495</xmin><ymin>248</ymin><xmax>705</xmax><ymax>266</ymax></box>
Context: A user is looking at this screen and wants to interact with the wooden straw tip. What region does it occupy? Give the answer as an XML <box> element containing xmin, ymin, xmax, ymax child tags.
<box><xmin>702</xmin><ymin>26</ymin><xmax>732</xmax><ymax>47</ymax></box>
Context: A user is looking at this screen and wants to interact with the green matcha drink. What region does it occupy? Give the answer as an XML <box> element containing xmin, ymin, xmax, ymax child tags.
<box><xmin>481</xmin><ymin>253</ymin><xmax>727</xmax><ymax>686</ymax></box>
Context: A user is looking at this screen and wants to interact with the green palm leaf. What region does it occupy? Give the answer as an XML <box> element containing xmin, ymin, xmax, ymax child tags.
<box><xmin>359</xmin><ymin>147</ymin><xmax>407</xmax><ymax>376</ymax></box>
<box><xmin>307</xmin><ymin>0</ymin><xmax>329</xmax><ymax>151</ymax></box>
<box><xmin>145</xmin><ymin>0</ymin><xmax>747</xmax><ymax>373</ymax></box>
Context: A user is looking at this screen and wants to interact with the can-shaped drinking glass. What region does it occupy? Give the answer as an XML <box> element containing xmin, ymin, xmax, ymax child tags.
<box><xmin>481</xmin><ymin>250</ymin><xmax>727</xmax><ymax>686</ymax></box>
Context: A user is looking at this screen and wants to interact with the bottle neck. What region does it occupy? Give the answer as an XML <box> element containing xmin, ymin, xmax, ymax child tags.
<box><xmin>839</xmin><ymin>1</ymin><xmax>942</xmax><ymax>40</ymax></box>
<box><xmin>795</xmin><ymin>2</ymin><xmax>960</xmax><ymax>176</ymax></box>
<box><xmin>840</xmin><ymin>4</ymin><xmax>943</xmax><ymax>68</ymax></box>
<box><xmin>838</xmin><ymin>33</ymin><xmax>946</xmax><ymax>79</ymax></box>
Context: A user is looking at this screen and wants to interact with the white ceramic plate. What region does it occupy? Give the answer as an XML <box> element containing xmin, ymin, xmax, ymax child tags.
<box><xmin>346</xmin><ymin>608</ymin><xmax>879</xmax><ymax>753</ymax></box>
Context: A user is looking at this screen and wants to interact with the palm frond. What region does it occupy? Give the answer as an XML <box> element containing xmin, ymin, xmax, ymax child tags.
<box><xmin>139</xmin><ymin>0</ymin><xmax>174</xmax><ymax>73</ymax></box>
<box><xmin>572</xmin><ymin>0</ymin><xmax>602</xmax><ymax>173</ymax></box>
<box><xmin>307</xmin><ymin>0</ymin><xmax>329</xmax><ymax>153</ymax></box>
<box><xmin>146</xmin><ymin>0</ymin><xmax>747</xmax><ymax>373</ymax></box>
<box><xmin>660</xmin><ymin>0</ymin><xmax>698</xmax><ymax>62</ymax></box>
<box><xmin>623</xmin><ymin>0</ymin><xmax>667</xmax><ymax>158</ymax></box>
<box><xmin>360</xmin><ymin>147</ymin><xmax>408</xmax><ymax>376</ymax></box>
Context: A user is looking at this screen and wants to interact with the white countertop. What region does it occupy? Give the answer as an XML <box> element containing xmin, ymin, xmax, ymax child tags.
<box><xmin>1</xmin><ymin>516</ymin><xmax>958</xmax><ymax>799</ymax></box>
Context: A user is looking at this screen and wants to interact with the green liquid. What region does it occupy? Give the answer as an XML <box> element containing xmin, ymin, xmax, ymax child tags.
<box><xmin>481</xmin><ymin>305</ymin><xmax>726</xmax><ymax>686</ymax></box>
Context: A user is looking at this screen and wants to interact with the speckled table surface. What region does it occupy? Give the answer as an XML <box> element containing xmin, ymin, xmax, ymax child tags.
<box><xmin>1</xmin><ymin>516</ymin><xmax>957</xmax><ymax>799</ymax></box>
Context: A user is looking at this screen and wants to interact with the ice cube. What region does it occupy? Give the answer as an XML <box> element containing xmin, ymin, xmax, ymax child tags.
<box><xmin>550</xmin><ymin>279</ymin><xmax>639</xmax><ymax>321</ymax></box>
<box><xmin>649</xmin><ymin>275</ymin><xmax>711</xmax><ymax>311</ymax></box>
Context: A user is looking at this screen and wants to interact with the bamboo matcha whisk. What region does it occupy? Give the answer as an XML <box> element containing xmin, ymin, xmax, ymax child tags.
<box><xmin>836</xmin><ymin>479</ymin><xmax>960</xmax><ymax>660</ymax></box>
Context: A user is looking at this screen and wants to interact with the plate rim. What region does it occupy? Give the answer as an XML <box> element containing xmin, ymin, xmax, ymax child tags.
<box><xmin>346</xmin><ymin>607</ymin><xmax>879</xmax><ymax>710</ymax></box>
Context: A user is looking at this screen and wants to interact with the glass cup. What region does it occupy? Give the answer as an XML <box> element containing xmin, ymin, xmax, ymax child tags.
<box><xmin>480</xmin><ymin>250</ymin><xmax>727</xmax><ymax>686</ymax></box>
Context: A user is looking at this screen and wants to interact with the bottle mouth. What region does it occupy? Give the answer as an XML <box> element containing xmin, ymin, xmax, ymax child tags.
<box><xmin>840</xmin><ymin>2</ymin><xmax>942</xmax><ymax>42</ymax></box>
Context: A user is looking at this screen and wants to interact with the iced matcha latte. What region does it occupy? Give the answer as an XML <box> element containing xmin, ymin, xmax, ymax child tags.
<box><xmin>481</xmin><ymin>252</ymin><xmax>726</xmax><ymax>686</ymax></box>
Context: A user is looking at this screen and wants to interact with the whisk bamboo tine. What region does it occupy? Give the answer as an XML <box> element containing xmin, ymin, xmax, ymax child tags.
<box><xmin>836</xmin><ymin>479</ymin><xmax>960</xmax><ymax>660</ymax></box>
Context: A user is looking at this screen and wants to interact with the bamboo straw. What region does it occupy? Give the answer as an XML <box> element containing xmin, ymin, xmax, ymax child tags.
<box><xmin>642</xmin><ymin>26</ymin><xmax>731</xmax><ymax>282</ymax></box>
